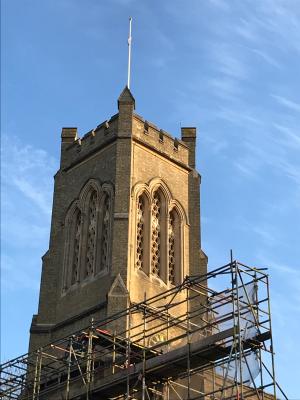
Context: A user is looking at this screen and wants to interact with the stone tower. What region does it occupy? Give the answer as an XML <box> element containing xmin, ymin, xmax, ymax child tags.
<box><xmin>29</xmin><ymin>87</ymin><xmax>207</xmax><ymax>352</ymax></box>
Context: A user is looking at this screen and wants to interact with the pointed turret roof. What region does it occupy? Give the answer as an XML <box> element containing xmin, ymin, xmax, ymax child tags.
<box><xmin>118</xmin><ymin>86</ymin><xmax>135</xmax><ymax>109</ymax></box>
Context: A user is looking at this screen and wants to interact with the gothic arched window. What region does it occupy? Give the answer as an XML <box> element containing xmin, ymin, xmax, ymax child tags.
<box><xmin>168</xmin><ymin>208</ymin><xmax>181</xmax><ymax>285</ymax></box>
<box><xmin>133</xmin><ymin>180</ymin><xmax>186</xmax><ymax>285</ymax></box>
<box><xmin>63</xmin><ymin>207</ymin><xmax>82</xmax><ymax>290</ymax></box>
<box><xmin>136</xmin><ymin>193</ymin><xmax>150</xmax><ymax>274</ymax></box>
<box><xmin>151</xmin><ymin>191</ymin><xmax>163</xmax><ymax>278</ymax></box>
<box><xmin>84</xmin><ymin>190</ymin><xmax>98</xmax><ymax>279</ymax></box>
<box><xmin>63</xmin><ymin>180</ymin><xmax>114</xmax><ymax>293</ymax></box>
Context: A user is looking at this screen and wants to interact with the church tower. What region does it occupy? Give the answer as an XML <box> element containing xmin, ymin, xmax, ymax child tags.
<box><xmin>29</xmin><ymin>87</ymin><xmax>207</xmax><ymax>353</ymax></box>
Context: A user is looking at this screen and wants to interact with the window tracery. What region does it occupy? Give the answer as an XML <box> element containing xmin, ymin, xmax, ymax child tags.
<box><xmin>168</xmin><ymin>208</ymin><xmax>180</xmax><ymax>285</ymax></box>
<box><xmin>136</xmin><ymin>196</ymin><xmax>145</xmax><ymax>271</ymax></box>
<box><xmin>85</xmin><ymin>190</ymin><xmax>97</xmax><ymax>278</ymax></box>
<box><xmin>134</xmin><ymin>181</ymin><xmax>185</xmax><ymax>286</ymax></box>
<box><xmin>100</xmin><ymin>193</ymin><xmax>110</xmax><ymax>271</ymax></box>
<box><xmin>63</xmin><ymin>181</ymin><xmax>113</xmax><ymax>293</ymax></box>
<box><xmin>151</xmin><ymin>192</ymin><xmax>161</xmax><ymax>278</ymax></box>
<box><xmin>168</xmin><ymin>212</ymin><xmax>176</xmax><ymax>284</ymax></box>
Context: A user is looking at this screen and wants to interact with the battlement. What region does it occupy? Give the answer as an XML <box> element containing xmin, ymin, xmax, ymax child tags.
<box><xmin>60</xmin><ymin>116</ymin><xmax>196</xmax><ymax>172</ymax></box>
<box><xmin>59</xmin><ymin>88</ymin><xmax>197</xmax><ymax>171</ymax></box>
<box><xmin>132</xmin><ymin>113</ymin><xmax>191</xmax><ymax>168</ymax></box>
<box><xmin>60</xmin><ymin>114</ymin><xmax>119</xmax><ymax>170</ymax></box>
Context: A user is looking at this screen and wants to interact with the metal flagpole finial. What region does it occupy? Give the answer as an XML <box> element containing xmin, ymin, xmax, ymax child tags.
<box><xmin>127</xmin><ymin>17</ymin><xmax>132</xmax><ymax>89</ymax></box>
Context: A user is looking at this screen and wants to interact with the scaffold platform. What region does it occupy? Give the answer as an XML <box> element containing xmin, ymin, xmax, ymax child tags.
<box><xmin>0</xmin><ymin>260</ymin><xmax>287</xmax><ymax>400</ymax></box>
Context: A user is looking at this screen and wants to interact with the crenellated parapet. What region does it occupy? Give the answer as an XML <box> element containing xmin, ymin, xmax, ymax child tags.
<box><xmin>60</xmin><ymin>115</ymin><xmax>119</xmax><ymax>170</ymax></box>
<box><xmin>60</xmin><ymin>89</ymin><xmax>197</xmax><ymax>172</ymax></box>
<box><xmin>132</xmin><ymin>113</ymin><xmax>192</xmax><ymax>168</ymax></box>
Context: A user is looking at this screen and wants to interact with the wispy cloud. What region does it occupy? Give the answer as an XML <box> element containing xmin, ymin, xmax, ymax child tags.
<box><xmin>257</xmin><ymin>253</ymin><xmax>300</xmax><ymax>308</ymax></box>
<box><xmin>234</xmin><ymin>160</ymin><xmax>258</xmax><ymax>179</ymax></box>
<box><xmin>277</xmin><ymin>158</ymin><xmax>300</xmax><ymax>185</ymax></box>
<box><xmin>252</xmin><ymin>226</ymin><xmax>277</xmax><ymax>247</ymax></box>
<box><xmin>216</xmin><ymin>107</ymin><xmax>262</xmax><ymax>127</ymax></box>
<box><xmin>273</xmin><ymin>123</ymin><xmax>300</xmax><ymax>149</ymax></box>
<box><xmin>232</xmin><ymin>1</ymin><xmax>300</xmax><ymax>55</ymax></box>
<box><xmin>260</xmin><ymin>0</ymin><xmax>300</xmax><ymax>54</ymax></box>
<box><xmin>208</xmin><ymin>77</ymin><xmax>241</xmax><ymax>100</ymax></box>
<box><xmin>209</xmin><ymin>0</ymin><xmax>230</xmax><ymax>11</ymax></box>
<box><xmin>12</xmin><ymin>178</ymin><xmax>51</xmax><ymax>216</ymax></box>
<box><xmin>271</xmin><ymin>261</ymin><xmax>300</xmax><ymax>277</ymax></box>
<box><xmin>1</xmin><ymin>135</ymin><xmax>58</xmax><ymax>292</ymax></box>
<box><xmin>271</xmin><ymin>94</ymin><xmax>300</xmax><ymax>113</ymax></box>
<box><xmin>205</xmin><ymin>136</ymin><xmax>228</xmax><ymax>155</ymax></box>
<box><xmin>1</xmin><ymin>254</ymin><xmax>40</xmax><ymax>291</ymax></box>
<box><xmin>251</xmin><ymin>48</ymin><xmax>281</xmax><ymax>69</ymax></box>
<box><xmin>237</xmin><ymin>217</ymin><xmax>279</xmax><ymax>247</ymax></box>
<box><xmin>234</xmin><ymin>137</ymin><xmax>300</xmax><ymax>185</ymax></box>
<box><xmin>235</xmin><ymin>18</ymin><xmax>258</xmax><ymax>42</ymax></box>
<box><xmin>1</xmin><ymin>135</ymin><xmax>57</xmax><ymax>215</ymax></box>
<box><xmin>212</xmin><ymin>45</ymin><xmax>249</xmax><ymax>80</ymax></box>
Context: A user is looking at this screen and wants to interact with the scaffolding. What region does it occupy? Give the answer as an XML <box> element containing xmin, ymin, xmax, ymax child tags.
<box><xmin>0</xmin><ymin>260</ymin><xmax>287</xmax><ymax>400</ymax></box>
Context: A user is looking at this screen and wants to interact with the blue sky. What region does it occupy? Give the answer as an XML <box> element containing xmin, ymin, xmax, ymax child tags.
<box><xmin>1</xmin><ymin>0</ymin><xmax>299</xmax><ymax>397</ymax></box>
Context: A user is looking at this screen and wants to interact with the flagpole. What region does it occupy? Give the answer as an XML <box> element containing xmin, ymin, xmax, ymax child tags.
<box><xmin>127</xmin><ymin>17</ymin><xmax>132</xmax><ymax>89</ymax></box>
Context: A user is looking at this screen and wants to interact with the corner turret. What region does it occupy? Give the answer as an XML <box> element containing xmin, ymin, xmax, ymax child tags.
<box><xmin>118</xmin><ymin>86</ymin><xmax>135</xmax><ymax>138</ymax></box>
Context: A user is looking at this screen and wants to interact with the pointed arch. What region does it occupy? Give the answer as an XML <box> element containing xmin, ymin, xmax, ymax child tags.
<box><xmin>148</xmin><ymin>178</ymin><xmax>172</xmax><ymax>207</ymax></box>
<box><xmin>131</xmin><ymin>178</ymin><xmax>187</xmax><ymax>286</ymax></box>
<box><xmin>62</xmin><ymin>180</ymin><xmax>114</xmax><ymax>293</ymax></box>
<box><xmin>169</xmin><ymin>199</ymin><xmax>188</xmax><ymax>226</ymax></box>
<box><xmin>131</xmin><ymin>182</ymin><xmax>151</xmax><ymax>203</ymax></box>
<box><xmin>79</xmin><ymin>178</ymin><xmax>102</xmax><ymax>206</ymax></box>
